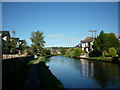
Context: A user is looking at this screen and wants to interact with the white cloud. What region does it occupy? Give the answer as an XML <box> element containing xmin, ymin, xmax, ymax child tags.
<box><xmin>68</xmin><ymin>37</ymin><xmax>81</xmax><ymax>41</ymax></box>
<box><xmin>46</xmin><ymin>34</ymin><xmax>64</xmax><ymax>37</ymax></box>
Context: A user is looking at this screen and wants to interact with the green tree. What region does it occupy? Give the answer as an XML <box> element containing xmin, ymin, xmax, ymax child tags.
<box><xmin>19</xmin><ymin>40</ymin><xmax>27</xmax><ymax>54</ymax></box>
<box><xmin>11</xmin><ymin>38</ymin><xmax>17</xmax><ymax>54</ymax></box>
<box><xmin>30</xmin><ymin>31</ymin><xmax>45</xmax><ymax>55</ymax></box>
<box><xmin>109</xmin><ymin>47</ymin><xmax>117</xmax><ymax>57</ymax></box>
<box><xmin>93</xmin><ymin>31</ymin><xmax>109</xmax><ymax>57</ymax></box>
<box><xmin>70</xmin><ymin>51</ymin><xmax>74</xmax><ymax>58</ymax></box>
<box><xmin>74</xmin><ymin>48</ymin><xmax>82</xmax><ymax>57</ymax></box>
<box><xmin>64</xmin><ymin>48</ymin><xmax>72</xmax><ymax>57</ymax></box>
<box><xmin>2</xmin><ymin>37</ymin><xmax>12</xmax><ymax>54</ymax></box>
<box><xmin>107</xmin><ymin>33</ymin><xmax>120</xmax><ymax>49</ymax></box>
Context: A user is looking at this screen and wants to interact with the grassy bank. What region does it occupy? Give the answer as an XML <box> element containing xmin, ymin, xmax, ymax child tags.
<box><xmin>38</xmin><ymin>57</ymin><xmax>64</xmax><ymax>89</ymax></box>
<box><xmin>88</xmin><ymin>57</ymin><xmax>112</xmax><ymax>60</ymax></box>
<box><xmin>3</xmin><ymin>56</ymin><xmax>39</xmax><ymax>89</ymax></box>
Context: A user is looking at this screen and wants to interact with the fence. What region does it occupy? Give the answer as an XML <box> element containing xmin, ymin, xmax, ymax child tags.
<box><xmin>3</xmin><ymin>53</ymin><xmax>28</xmax><ymax>60</ymax></box>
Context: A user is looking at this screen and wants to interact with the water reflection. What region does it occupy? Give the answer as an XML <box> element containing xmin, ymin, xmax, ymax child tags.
<box><xmin>46</xmin><ymin>56</ymin><xmax>120</xmax><ymax>88</ymax></box>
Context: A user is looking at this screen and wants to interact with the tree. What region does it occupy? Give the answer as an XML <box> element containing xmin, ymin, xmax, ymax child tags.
<box><xmin>2</xmin><ymin>37</ymin><xmax>12</xmax><ymax>54</ymax></box>
<box><xmin>107</xmin><ymin>33</ymin><xmax>120</xmax><ymax>49</ymax></box>
<box><xmin>109</xmin><ymin>47</ymin><xmax>117</xmax><ymax>57</ymax></box>
<box><xmin>11</xmin><ymin>38</ymin><xmax>17</xmax><ymax>54</ymax></box>
<box><xmin>19</xmin><ymin>40</ymin><xmax>27</xmax><ymax>54</ymax></box>
<box><xmin>93</xmin><ymin>31</ymin><xmax>109</xmax><ymax>57</ymax></box>
<box><xmin>74</xmin><ymin>48</ymin><xmax>82</xmax><ymax>57</ymax></box>
<box><xmin>30</xmin><ymin>31</ymin><xmax>45</xmax><ymax>55</ymax></box>
<box><xmin>64</xmin><ymin>48</ymin><xmax>72</xmax><ymax>57</ymax></box>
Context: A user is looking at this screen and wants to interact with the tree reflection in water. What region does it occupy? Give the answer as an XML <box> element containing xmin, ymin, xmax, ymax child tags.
<box><xmin>80</xmin><ymin>59</ymin><xmax>120</xmax><ymax>88</ymax></box>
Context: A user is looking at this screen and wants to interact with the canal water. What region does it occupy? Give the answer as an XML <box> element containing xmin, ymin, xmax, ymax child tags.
<box><xmin>46</xmin><ymin>55</ymin><xmax>120</xmax><ymax>88</ymax></box>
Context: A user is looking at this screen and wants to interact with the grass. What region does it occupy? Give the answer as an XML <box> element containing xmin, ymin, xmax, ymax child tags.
<box><xmin>88</xmin><ymin>57</ymin><xmax>112</xmax><ymax>60</ymax></box>
<box><xmin>38</xmin><ymin>57</ymin><xmax>64</xmax><ymax>89</ymax></box>
<box><xmin>3</xmin><ymin>56</ymin><xmax>38</xmax><ymax>89</ymax></box>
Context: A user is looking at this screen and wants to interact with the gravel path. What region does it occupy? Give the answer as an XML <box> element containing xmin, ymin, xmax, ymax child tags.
<box><xmin>23</xmin><ymin>57</ymin><xmax>42</xmax><ymax>90</ymax></box>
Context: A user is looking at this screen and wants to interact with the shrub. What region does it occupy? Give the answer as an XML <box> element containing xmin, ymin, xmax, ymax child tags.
<box><xmin>104</xmin><ymin>51</ymin><xmax>110</xmax><ymax>57</ymax></box>
<box><xmin>64</xmin><ymin>48</ymin><xmax>72</xmax><ymax>57</ymax></box>
<box><xmin>89</xmin><ymin>49</ymin><xmax>102</xmax><ymax>57</ymax></box>
<box><xmin>116</xmin><ymin>47</ymin><xmax>120</xmax><ymax>57</ymax></box>
<box><xmin>27</xmin><ymin>50</ymin><xmax>34</xmax><ymax>55</ymax></box>
<box><xmin>41</xmin><ymin>49</ymin><xmax>52</xmax><ymax>56</ymax></box>
<box><xmin>109</xmin><ymin>47</ymin><xmax>117</xmax><ymax>57</ymax></box>
<box><xmin>70</xmin><ymin>51</ymin><xmax>74</xmax><ymax>58</ymax></box>
<box><xmin>74</xmin><ymin>48</ymin><xmax>82</xmax><ymax>57</ymax></box>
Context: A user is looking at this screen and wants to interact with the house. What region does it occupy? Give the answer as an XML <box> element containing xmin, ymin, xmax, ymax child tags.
<box><xmin>1</xmin><ymin>31</ymin><xmax>26</xmax><ymax>54</ymax></box>
<box><xmin>80</xmin><ymin>37</ymin><xmax>94</xmax><ymax>53</ymax></box>
<box><xmin>0</xmin><ymin>31</ymin><xmax>11</xmax><ymax>43</ymax></box>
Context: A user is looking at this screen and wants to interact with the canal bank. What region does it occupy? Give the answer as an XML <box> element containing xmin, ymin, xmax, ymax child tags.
<box><xmin>38</xmin><ymin>57</ymin><xmax>64</xmax><ymax>89</ymax></box>
<box><xmin>77</xmin><ymin>57</ymin><xmax>120</xmax><ymax>63</ymax></box>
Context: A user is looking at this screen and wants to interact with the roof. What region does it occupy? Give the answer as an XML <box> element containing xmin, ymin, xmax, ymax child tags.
<box><xmin>81</xmin><ymin>37</ymin><xmax>94</xmax><ymax>43</ymax></box>
<box><xmin>0</xmin><ymin>31</ymin><xmax>10</xmax><ymax>37</ymax></box>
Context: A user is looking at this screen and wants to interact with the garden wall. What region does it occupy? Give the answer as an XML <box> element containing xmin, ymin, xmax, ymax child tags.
<box><xmin>2</xmin><ymin>55</ymin><xmax>34</xmax><ymax>75</ymax></box>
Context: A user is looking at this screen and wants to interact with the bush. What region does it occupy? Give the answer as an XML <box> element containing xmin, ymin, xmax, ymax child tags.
<box><xmin>117</xmin><ymin>47</ymin><xmax>120</xmax><ymax>57</ymax></box>
<box><xmin>109</xmin><ymin>47</ymin><xmax>117</xmax><ymax>57</ymax></box>
<box><xmin>89</xmin><ymin>49</ymin><xmax>102</xmax><ymax>57</ymax></box>
<box><xmin>64</xmin><ymin>49</ymin><xmax>72</xmax><ymax>57</ymax></box>
<box><xmin>104</xmin><ymin>51</ymin><xmax>110</xmax><ymax>57</ymax></box>
<box><xmin>74</xmin><ymin>48</ymin><xmax>82</xmax><ymax>57</ymax></box>
<box><xmin>27</xmin><ymin>50</ymin><xmax>34</xmax><ymax>55</ymax></box>
<box><xmin>70</xmin><ymin>51</ymin><xmax>74</xmax><ymax>58</ymax></box>
<box><xmin>41</xmin><ymin>49</ymin><xmax>52</xmax><ymax>56</ymax></box>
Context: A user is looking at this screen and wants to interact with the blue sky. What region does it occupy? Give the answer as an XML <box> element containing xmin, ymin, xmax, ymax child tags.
<box><xmin>2</xmin><ymin>2</ymin><xmax>118</xmax><ymax>47</ymax></box>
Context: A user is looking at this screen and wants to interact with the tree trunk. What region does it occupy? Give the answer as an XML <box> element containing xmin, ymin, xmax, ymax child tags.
<box><xmin>102</xmin><ymin>51</ymin><xmax>105</xmax><ymax>57</ymax></box>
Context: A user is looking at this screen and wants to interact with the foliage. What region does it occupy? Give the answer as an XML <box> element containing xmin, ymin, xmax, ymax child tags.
<box><xmin>70</xmin><ymin>51</ymin><xmax>74</xmax><ymax>58</ymax></box>
<box><xmin>116</xmin><ymin>47</ymin><xmax>120</xmax><ymax>58</ymax></box>
<box><xmin>74</xmin><ymin>48</ymin><xmax>82</xmax><ymax>57</ymax></box>
<box><xmin>2</xmin><ymin>37</ymin><xmax>12</xmax><ymax>54</ymax></box>
<box><xmin>64</xmin><ymin>48</ymin><xmax>72</xmax><ymax>57</ymax></box>
<box><xmin>19</xmin><ymin>40</ymin><xmax>27</xmax><ymax>54</ymax></box>
<box><xmin>104</xmin><ymin>51</ymin><xmax>110</xmax><ymax>57</ymax></box>
<box><xmin>11</xmin><ymin>38</ymin><xmax>17</xmax><ymax>54</ymax></box>
<box><xmin>30</xmin><ymin>31</ymin><xmax>45</xmax><ymax>55</ymax></box>
<box><xmin>27</xmin><ymin>50</ymin><xmax>34</xmax><ymax>55</ymax></box>
<box><xmin>41</xmin><ymin>49</ymin><xmax>52</xmax><ymax>56</ymax></box>
<box><xmin>93</xmin><ymin>31</ymin><xmax>109</xmax><ymax>57</ymax></box>
<box><xmin>89</xmin><ymin>49</ymin><xmax>102</xmax><ymax>57</ymax></box>
<box><xmin>107</xmin><ymin>33</ymin><xmax>120</xmax><ymax>48</ymax></box>
<box><xmin>109</xmin><ymin>47</ymin><xmax>117</xmax><ymax>57</ymax></box>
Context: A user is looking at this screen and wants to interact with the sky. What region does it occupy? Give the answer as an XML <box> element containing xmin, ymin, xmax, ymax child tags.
<box><xmin>2</xmin><ymin>2</ymin><xmax>118</xmax><ymax>47</ymax></box>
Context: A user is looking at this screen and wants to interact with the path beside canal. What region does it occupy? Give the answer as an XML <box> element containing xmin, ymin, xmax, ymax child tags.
<box><xmin>23</xmin><ymin>57</ymin><xmax>42</xmax><ymax>89</ymax></box>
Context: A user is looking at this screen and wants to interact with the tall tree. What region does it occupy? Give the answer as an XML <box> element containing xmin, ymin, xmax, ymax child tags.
<box><xmin>107</xmin><ymin>33</ymin><xmax>120</xmax><ymax>49</ymax></box>
<box><xmin>30</xmin><ymin>31</ymin><xmax>45</xmax><ymax>55</ymax></box>
<box><xmin>93</xmin><ymin>31</ymin><xmax>109</xmax><ymax>57</ymax></box>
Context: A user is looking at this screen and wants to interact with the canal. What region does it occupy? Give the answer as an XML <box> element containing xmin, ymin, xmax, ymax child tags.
<box><xmin>46</xmin><ymin>55</ymin><xmax>120</xmax><ymax>88</ymax></box>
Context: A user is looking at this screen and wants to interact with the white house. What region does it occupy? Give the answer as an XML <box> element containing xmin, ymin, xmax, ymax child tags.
<box><xmin>80</xmin><ymin>37</ymin><xmax>94</xmax><ymax>53</ymax></box>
